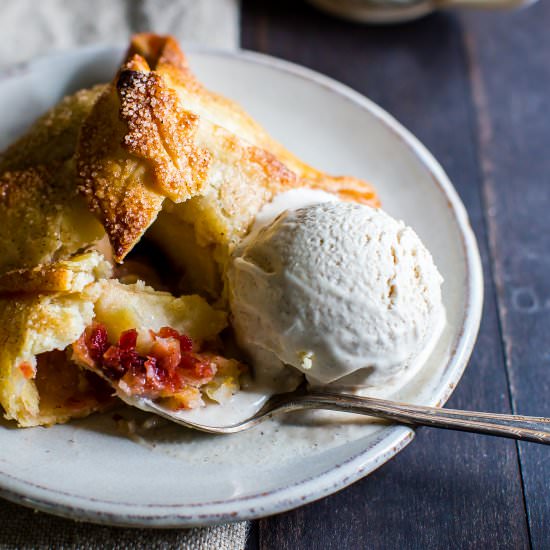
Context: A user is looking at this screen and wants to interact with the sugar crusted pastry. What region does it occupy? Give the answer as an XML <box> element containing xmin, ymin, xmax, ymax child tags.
<box><xmin>0</xmin><ymin>33</ymin><xmax>380</xmax><ymax>427</ymax></box>
<box><xmin>127</xmin><ymin>34</ymin><xmax>376</xmax><ymax>202</ymax></box>
<box><xmin>0</xmin><ymin>85</ymin><xmax>105</xmax><ymax>173</ymax></box>
<box><xmin>77</xmin><ymin>34</ymin><xmax>379</xmax><ymax>299</ymax></box>
<box><xmin>0</xmin><ymin>86</ymin><xmax>106</xmax><ymax>275</ymax></box>
<box><xmin>77</xmin><ymin>54</ymin><xmax>210</xmax><ymax>262</ymax></box>
<box><xmin>0</xmin><ymin>162</ymin><xmax>104</xmax><ymax>275</ymax></box>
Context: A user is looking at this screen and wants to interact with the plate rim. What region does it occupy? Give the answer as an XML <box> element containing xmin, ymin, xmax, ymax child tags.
<box><xmin>0</xmin><ymin>44</ymin><xmax>484</xmax><ymax>527</ymax></box>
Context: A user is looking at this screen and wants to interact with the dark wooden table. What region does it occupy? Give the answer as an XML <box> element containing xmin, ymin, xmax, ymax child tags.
<box><xmin>242</xmin><ymin>2</ymin><xmax>550</xmax><ymax>548</ymax></box>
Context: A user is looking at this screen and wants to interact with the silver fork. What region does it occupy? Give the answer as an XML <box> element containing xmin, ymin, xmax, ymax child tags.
<box><xmin>137</xmin><ymin>385</ymin><xmax>550</xmax><ymax>443</ymax></box>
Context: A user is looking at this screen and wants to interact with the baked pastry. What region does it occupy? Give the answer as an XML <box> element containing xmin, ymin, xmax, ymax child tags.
<box><xmin>77</xmin><ymin>34</ymin><xmax>379</xmax><ymax>299</ymax></box>
<box><xmin>0</xmin><ymin>250</ymin><xmax>111</xmax><ymax>294</ymax></box>
<box><xmin>0</xmin><ymin>253</ymin><xmax>111</xmax><ymax>426</ymax></box>
<box><xmin>0</xmin><ymin>162</ymin><xmax>104</xmax><ymax>275</ymax></box>
<box><xmin>0</xmin><ymin>86</ymin><xmax>106</xmax><ymax>275</ymax></box>
<box><xmin>0</xmin><ymin>85</ymin><xmax>105</xmax><ymax>173</ymax></box>
<box><xmin>126</xmin><ymin>34</ymin><xmax>373</xmax><ymax>200</ymax></box>
<box><xmin>0</xmin><ymin>33</ymin><xmax>380</xmax><ymax>427</ymax></box>
<box><xmin>0</xmin><ymin>252</ymin><xmax>241</xmax><ymax>426</ymax></box>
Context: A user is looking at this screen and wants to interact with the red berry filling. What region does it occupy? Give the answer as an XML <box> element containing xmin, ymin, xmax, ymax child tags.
<box><xmin>75</xmin><ymin>323</ymin><xmax>216</xmax><ymax>402</ymax></box>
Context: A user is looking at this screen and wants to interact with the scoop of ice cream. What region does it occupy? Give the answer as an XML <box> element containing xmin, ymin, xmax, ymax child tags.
<box><xmin>227</xmin><ymin>199</ymin><xmax>444</xmax><ymax>390</ymax></box>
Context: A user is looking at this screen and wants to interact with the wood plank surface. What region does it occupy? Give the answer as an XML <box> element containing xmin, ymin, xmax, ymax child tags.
<box><xmin>461</xmin><ymin>4</ymin><xmax>550</xmax><ymax>549</ymax></box>
<box><xmin>242</xmin><ymin>2</ymin><xmax>532</xmax><ymax>548</ymax></box>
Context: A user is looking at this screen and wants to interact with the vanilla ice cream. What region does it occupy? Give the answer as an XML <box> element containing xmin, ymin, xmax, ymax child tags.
<box><xmin>227</xmin><ymin>194</ymin><xmax>444</xmax><ymax>392</ymax></box>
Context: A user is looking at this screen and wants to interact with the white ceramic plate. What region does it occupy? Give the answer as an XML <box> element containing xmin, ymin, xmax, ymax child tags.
<box><xmin>0</xmin><ymin>46</ymin><xmax>483</xmax><ymax>527</ymax></box>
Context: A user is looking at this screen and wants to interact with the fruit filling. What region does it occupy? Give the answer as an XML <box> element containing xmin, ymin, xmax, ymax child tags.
<box><xmin>72</xmin><ymin>323</ymin><xmax>245</xmax><ymax>409</ymax></box>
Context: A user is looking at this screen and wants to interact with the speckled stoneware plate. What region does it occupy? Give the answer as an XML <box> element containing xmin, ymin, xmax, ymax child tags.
<box><xmin>0</xmin><ymin>46</ymin><xmax>483</xmax><ymax>527</ymax></box>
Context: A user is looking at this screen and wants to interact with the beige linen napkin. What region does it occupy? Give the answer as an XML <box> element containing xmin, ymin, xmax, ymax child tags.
<box><xmin>0</xmin><ymin>1</ymin><xmax>249</xmax><ymax>548</ymax></box>
<box><xmin>0</xmin><ymin>0</ymin><xmax>239</xmax><ymax>67</ymax></box>
<box><xmin>0</xmin><ymin>500</ymin><xmax>248</xmax><ymax>549</ymax></box>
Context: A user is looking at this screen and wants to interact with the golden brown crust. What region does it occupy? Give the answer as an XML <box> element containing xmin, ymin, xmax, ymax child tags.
<box><xmin>77</xmin><ymin>82</ymin><xmax>167</xmax><ymax>262</ymax></box>
<box><xmin>118</xmin><ymin>59</ymin><xmax>210</xmax><ymax>201</ymax></box>
<box><xmin>77</xmin><ymin>34</ymin><xmax>378</xmax><ymax>264</ymax></box>
<box><xmin>77</xmin><ymin>55</ymin><xmax>210</xmax><ymax>261</ymax></box>
<box><xmin>0</xmin><ymin>289</ymin><xmax>99</xmax><ymax>426</ymax></box>
<box><xmin>0</xmin><ymin>85</ymin><xmax>106</xmax><ymax>275</ymax></box>
<box><xmin>127</xmin><ymin>33</ymin><xmax>190</xmax><ymax>77</ymax></box>
<box><xmin>0</xmin><ymin>265</ymin><xmax>76</xmax><ymax>295</ymax></box>
<box><xmin>0</xmin><ymin>252</ymin><xmax>111</xmax><ymax>295</ymax></box>
<box><xmin>0</xmin><ymin>162</ymin><xmax>104</xmax><ymax>275</ymax></box>
<box><xmin>171</xmin><ymin>119</ymin><xmax>303</xmax><ymax>257</ymax></box>
<box><xmin>124</xmin><ymin>34</ymin><xmax>379</xmax><ymax>206</ymax></box>
<box><xmin>0</xmin><ymin>85</ymin><xmax>106</xmax><ymax>173</ymax></box>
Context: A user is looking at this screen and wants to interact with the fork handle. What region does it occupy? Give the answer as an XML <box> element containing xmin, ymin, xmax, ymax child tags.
<box><xmin>295</xmin><ymin>391</ymin><xmax>550</xmax><ymax>444</ymax></box>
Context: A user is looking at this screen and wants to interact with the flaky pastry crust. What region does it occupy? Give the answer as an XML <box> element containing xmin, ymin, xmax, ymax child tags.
<box><xmin>0</xmin><ymin>33</ymin><xmax>381</xmax><ymax>426</ymax></box>
<box><xmin>0</xmin><ymin>161</ymin><xmax>104</xmax><ymax>275</ymax></box>
<box><xmin>0</xmin><ymin>85</ymin><xmax>105</xmax><ymax>173</ymax></box>
<box><xmin>77</xmin><ymin>34</ymin><xmax>379</xmax><ymax>264</ymax></box>
<box><xmin>127</xmin><ymin>34</ymin><xmax>380</xmax><ymax>201</ymax></box>
<box><xmin>0</xmin><ymin>260</ymin><xmax>230</xmax><ymax>426</ymax></box>
<box><xmin>77</xmin><ymin>54</ymin><xmax>210</xmax><ymax>261</ymax></box>
<box><xmin>0</xmin><ymin>252</ymin><xmax>112</xmax><ymax>295</ymax></box>
<box><xmin>0</xmin><ymin>281</ymin><xmax>107</xmax><ymax>426</ymax></box>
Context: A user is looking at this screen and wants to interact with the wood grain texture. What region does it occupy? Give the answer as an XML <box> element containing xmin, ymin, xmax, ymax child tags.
<box><xmin>461</xmin><ymin>4</ymin><xmax>550</xmax><ymax>549</ymax></box>
<box><xmin>242</xmin><ymin>2</ymin><xmax>530</xmax><ymax>548</ymax></box>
